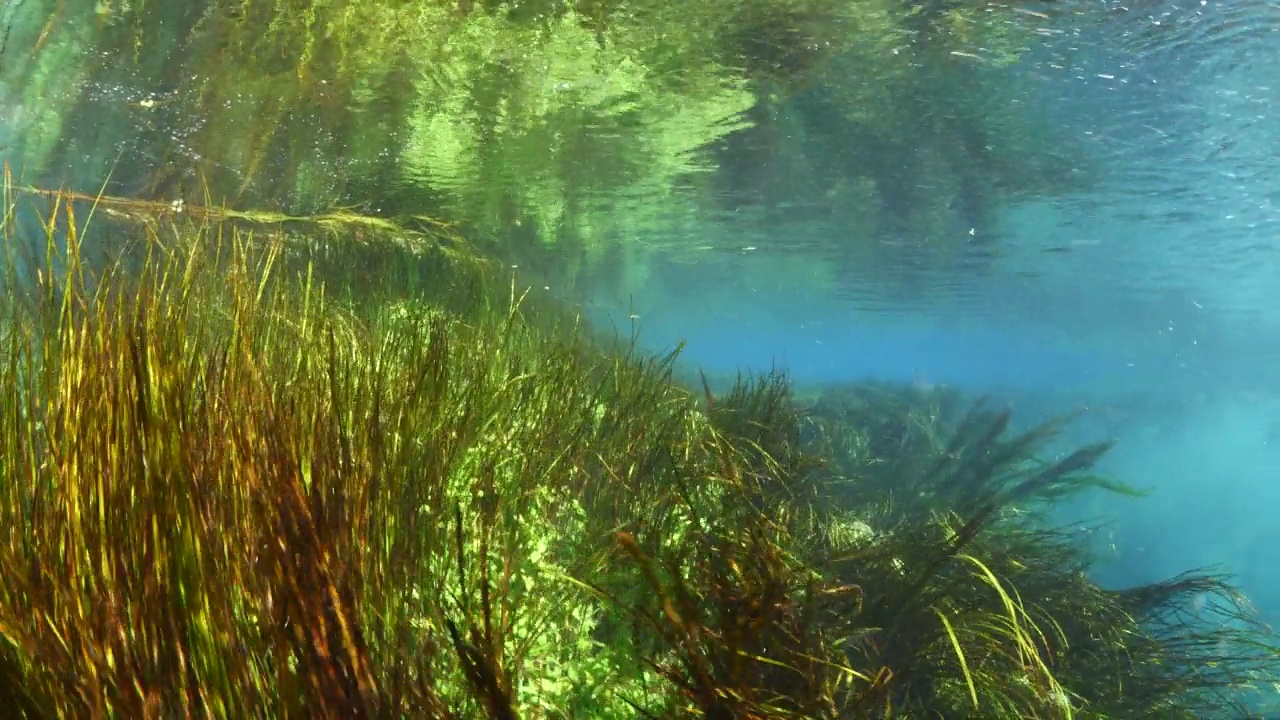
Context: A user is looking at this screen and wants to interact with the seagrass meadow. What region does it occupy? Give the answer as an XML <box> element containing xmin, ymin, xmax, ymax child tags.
<box><xmin>0</xmin><ymin>177</ymin><xmax>1278</xmax><ymax>719</ymax></box>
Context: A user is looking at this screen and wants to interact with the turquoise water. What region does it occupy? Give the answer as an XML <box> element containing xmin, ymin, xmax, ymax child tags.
<box><xmin>2</xmin><ymin>0</ymin><xmax>1279</xmax><ymax>658</ymax></box>
<box><xmin>579</xmin><ymin>0</ymin><xmax>1280</xmax><ymax>625</ymax></box>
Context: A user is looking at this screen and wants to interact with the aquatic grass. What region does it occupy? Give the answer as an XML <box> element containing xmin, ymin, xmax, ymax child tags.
<box><xmin>0</xmin><ymin>176</ymin><xmax>754</xmax><ymax>718</ymax></box>
<box><xmin>0</xmin><ymin>186</ymin><xmax>452</xmax><ymax>715</ymax></box>
<box><xmin>788</xmin><ymin>376</ymin><xmax>1280</xmax><ymax>717</ymax></box>
<box><xmin>565</xmin><ymin>370</ymin><xmax>1076</xmax><ymax>718</ymax></box>
<box><xmin>0</xmin><ymin>189</ymin><xmax>382</xmax><ymax>716</ymax></box>
<box><xmin>0</xmin><ymin>169</ymin><xmax>1277</xmax><ymax>718</ymax></box>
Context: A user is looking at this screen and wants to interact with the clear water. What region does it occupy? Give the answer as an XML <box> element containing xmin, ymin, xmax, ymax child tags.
<box><xmin>2</xmin><ymin>0</ymin><xmax>1279</xmax><ymax>648</ymax></box>
<box><xmin>585</xmin><ymin>0</ymin><xmax>1280</xmax><ymax>619</ymax></box>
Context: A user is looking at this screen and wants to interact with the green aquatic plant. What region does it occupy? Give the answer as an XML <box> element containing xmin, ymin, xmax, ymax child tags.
<box><xmin>789</xmin><ymin>378</ymin><xmax>1280</xmax><ymax>717</ymax></box>
<box><xmin>0</xmin><ymin>176</ymin><xmax>688</xmax><ymax>716</ymax></box>
<box><xmin>0</xmin><ymin>171</ymin><xmax>1275</xmax><ymax>718</ymax></box>
<box><xmin>0</xmin><ymin>177</ymin><xmax>835</xmax><ymax>717</ymax></box>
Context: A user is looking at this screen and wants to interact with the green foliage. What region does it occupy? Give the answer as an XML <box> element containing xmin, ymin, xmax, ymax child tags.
<box><xmin>790</xmin><ymin>378</ymin><xmax>1279</xmax><ymax>717</ymax></box>
<box><xmin>0</xmin><ymin>182</ymin><xmax>1275</xmax><ymax>718</ymax></box>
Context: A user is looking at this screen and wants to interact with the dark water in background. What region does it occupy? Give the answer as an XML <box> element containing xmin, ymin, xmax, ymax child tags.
<box><xmin>1</xmin><ymin>0</ymin><xmax>1279</xmax><ymax>626</ymax></box>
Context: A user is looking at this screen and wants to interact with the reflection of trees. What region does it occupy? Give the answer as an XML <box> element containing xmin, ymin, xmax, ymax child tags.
<box><xmin>713</xmin><ymin>9</ymin><xmax>1091</xmax><ymax>301</ymax></box>
<box><xmin>1</xmin><ymin>0</ymin><xmax>1093</xmax><ymax>288</ymax></box>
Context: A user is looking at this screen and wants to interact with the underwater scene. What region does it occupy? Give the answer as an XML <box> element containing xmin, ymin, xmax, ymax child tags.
<box><xmin>0</xmin><ymin>0</ymin><xmax>1278</xmax><ymax>717</ymax></box>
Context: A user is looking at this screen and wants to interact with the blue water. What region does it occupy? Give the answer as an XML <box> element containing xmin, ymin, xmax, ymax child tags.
<box><xmin>582</xmin><ymin>0</ymin><xmax>1280</xmax><ymax>626</ymax></box>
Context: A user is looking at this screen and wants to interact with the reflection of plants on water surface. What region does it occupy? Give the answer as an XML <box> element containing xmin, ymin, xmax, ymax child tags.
<box><xmin>2</xmin><ymin>0</ymin><xmax>1089</xmax><ymax>291</ymax></box>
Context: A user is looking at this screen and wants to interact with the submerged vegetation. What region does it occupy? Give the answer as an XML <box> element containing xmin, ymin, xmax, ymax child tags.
<box><xmin>0</xmin><ymin>172</ymin><xmax>1276</xmax><ymax>718</ymax></box>
<box><xmin>0</xmin><ymin>2</ymin><xmax>1277</xmax><ymax>717</ymax></box>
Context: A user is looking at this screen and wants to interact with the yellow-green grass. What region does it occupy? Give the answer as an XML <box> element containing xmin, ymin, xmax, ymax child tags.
<box><xmin>0</xmin><ymin>172</ymin><xmax>1275</xmax><ymax>719</ymax></box>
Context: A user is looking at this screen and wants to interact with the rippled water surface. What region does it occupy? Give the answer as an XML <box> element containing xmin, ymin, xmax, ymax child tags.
<box><xmin>593</xmin><ymin>0</ymin><xmax>1280</xmax><ymax>322</ymax></box>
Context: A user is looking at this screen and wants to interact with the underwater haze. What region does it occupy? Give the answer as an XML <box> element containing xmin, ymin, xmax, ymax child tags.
<box><xmin>3</xmin><ymin>0</ymin><xmax>1280</xmax><ymax>714</ymax></box>
<box><xmin>584</xmin><ymin>0</ymin><xmax>1280</xmax><ymax>624</ymax></box>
